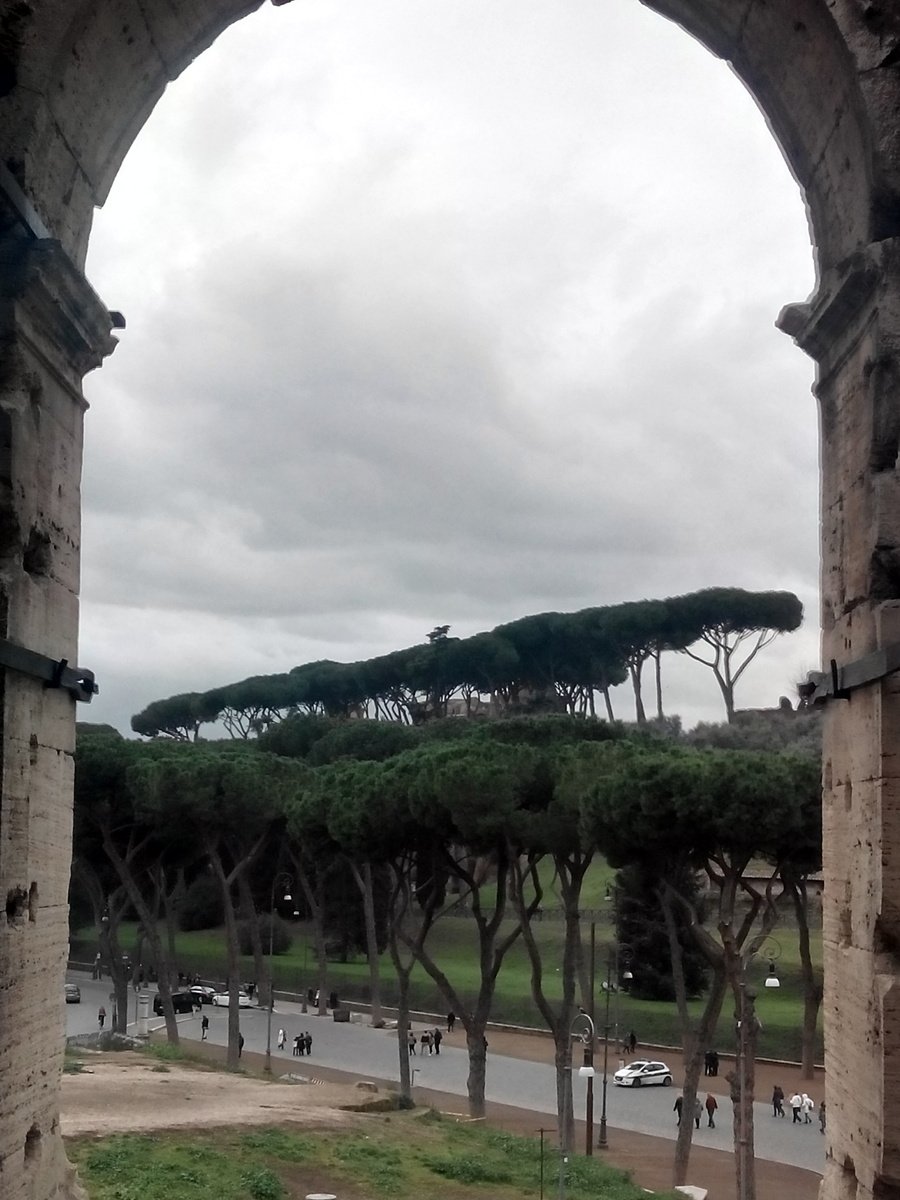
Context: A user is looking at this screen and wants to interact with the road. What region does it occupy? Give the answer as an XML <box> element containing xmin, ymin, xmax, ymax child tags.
<box><xmin>66</xmin><ymin>973</ymin><xmax>824</xmax><ymax>1176</ymax></box>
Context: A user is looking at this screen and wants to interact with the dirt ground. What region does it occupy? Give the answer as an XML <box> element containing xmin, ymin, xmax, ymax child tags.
<box><xmin>60</xmin><ymin>1051</ymin><xmax>359</xmax><ymax>1138</ymax></box>
<box><xmin>62</xmin><ymin>1031</ymin><xmax>824</xmax><ymax>1199</ymax></box>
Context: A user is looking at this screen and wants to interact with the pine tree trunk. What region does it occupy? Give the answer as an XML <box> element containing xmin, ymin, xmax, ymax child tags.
<box><xmin>465</xmin><ymin>1023</ymin><xmax>488</xmax><ymax>1119</ymax></box>
<box><xmin>353</xmin><ymin>861</ymin><xmax>383</xmax><ymax>1025</ymax></box>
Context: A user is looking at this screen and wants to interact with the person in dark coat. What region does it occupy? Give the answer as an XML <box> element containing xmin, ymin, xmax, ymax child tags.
<box><xmin>303</xmin><ymin>1031</ymin><xmax>312</xmax><ymax>1055</ymax></box>
<box><xmin>709</xmin><ymin>1050</ymin><xmax>719</xmax><ymax>1076</ymax></box>
<box><xmin>673</xmin><ymin>1096</ymin><xmax>683</xmax><ymax>1126</ymax></box>
<box><xmin>705</xmin><ymin>1093</ymin><xmax>718</xmax><ymax>1128</ymax></box>
<box><xmin>433</xmin><ymin>1028</ymin><xmax>443</xmax><ymax>1055</ymax></box>
<box><xmin>627</xmin><ymin>1030</ymin><xmax>637</xmax><ymax>1054</ymax></box>
<box><xmin>694</xmin><ymin>1098</ymin><xmax>703</xmax><ymax>1129</ymax></box>
<box><xmin>201</xmin><ymin>1014</ymin><xmax>209</xmax><ymax>1041</ymax></box>
<box><xmin>293</xmin><ymin>1034</ymin><xmax>303</xmax><ymax>1056</ymax></box>
<box><xmin>772</xmin><ymin>1085</ymin><xmax>785</xmax><ymax>1117</ymax></box>
<box><xmin>238</xmin><ymin>1033</ymin><xmax>244</xmax><ymax>1058</ymax></box>
<box><xmin>447</xmin><ymin>1011</ymin><xmax>456</xmax><ymax>1033</ymax></box>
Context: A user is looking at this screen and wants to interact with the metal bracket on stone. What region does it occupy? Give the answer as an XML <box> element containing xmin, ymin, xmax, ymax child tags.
<box><xmin>800</xmin><ymin>642</ymin><xmax>900</xmax><ymax>705</ymax></box>
<box><xmin>0</xmin><ymin>637</ymin><xmax>97</xmax><ymax>702</ymax></box>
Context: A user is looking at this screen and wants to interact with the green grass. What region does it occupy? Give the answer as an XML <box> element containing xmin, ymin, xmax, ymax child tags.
<box><xmin>71</xmin><ymin>861</ymin><xmax>823</xmax><ymax>1062</ymax></box>
<box><xmin>68</xmin><ymin>1119</ymin><xmax>682</xmax><ymax>1200</ymax></box>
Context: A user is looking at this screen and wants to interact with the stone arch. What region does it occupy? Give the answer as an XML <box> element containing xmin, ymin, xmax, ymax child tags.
<box><xmin>1</xmin><ymin>4</ymin><xmax>900</xmax><ymax>1200</ymax></box>
<box><xmin>3</xmin><ymin>2</ymin><xmax>896</xmax><ymax>269</ymax></box>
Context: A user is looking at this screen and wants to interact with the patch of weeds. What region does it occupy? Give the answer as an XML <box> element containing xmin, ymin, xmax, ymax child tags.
<box><xmin>240</xmin><ymin>1129</ymin><xmax>314</xmax><ymax>1162</ymax></box>
<box><xmin>424</xmin><ymin>1154</ymin><xmax>513</xmax><ymax>1185</ymax></box>
<box><xmin>240</xmin><ymin>1167</ymin><xmax>284</xmax><ymax>1200</ymax></box>
<box><xmin>333</xmin><ymin>1136</ymin><xmax>406</xmax><ymax>1193</ymax></box>
<box><xmin>142</xmin><ymin>1043</ymin><xmax>185</xmax><ymax>1063</ymax></box>
<box><xmin>150</xmin><ymin>1064</ymin><xmax>171</xmax><ymax>1073</ymax></box>
<box><xmin>63</xmin><ymin>1057</ymin><xmax>85</xmax><ymax>1075</ymax></box>
<box><xmin>334</xmin><ymin>1137</ymin><xmax>402</xmax><ymax>1170</ymax></box>
<box><xmin>418</xmin><ymin>1107</ymin><xmax>443</xmax><ymax>1124</ymax></box>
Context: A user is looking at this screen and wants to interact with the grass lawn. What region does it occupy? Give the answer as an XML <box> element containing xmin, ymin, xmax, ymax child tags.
<box><xmin>67</xmin><ymin>1118</ymin><xmax>682</xmax><ymax>1200</ymax></box>
<box><xmin>72</xmin><ymin>863</ymin><xmax>823</xmax><ymax>1062</ymax></box>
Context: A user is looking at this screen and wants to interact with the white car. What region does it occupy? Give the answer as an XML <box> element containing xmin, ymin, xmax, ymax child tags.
<box><xmin>613</xmin><ymin>1059</ymin><xmax>673</xmax><ymax>1087</ymax></box>
<box><xmin>211</xmin><ymin>990</ymin><xmax>254</xmax><ymax>1008</ymax></box>
<box><xmin>188</xmin><ymin>985</ymin><xmax>217</xmax><ymax>1006</ymax></box>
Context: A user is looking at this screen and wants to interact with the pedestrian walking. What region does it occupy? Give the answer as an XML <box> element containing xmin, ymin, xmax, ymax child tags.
<box><xmin>772</xmin><ymin>1085</ymin><xmax>785</xmax><ymax>1117</ymax></box>
<box><xmin>673</xmin><ymin>1096</ymin><xmax>683</xmax><ymax>1126</ymax></box>
<box><xmin>703</xmin><ymin>1050</ymin><xmax>713</xmax><ymax>1076</ymax></box>
<box><xmin>694</xmin><ymin>1098</ymin><xmax>703</xmax><ymax>1129</ymax></box>
<box><xmin>238</xmin><ymin>1033</ymin><xmax>244</xmax><ymax>1058</ymax></box>
<box><xmin>790</xmin><ymin>1091</ymin><xmax>803</xmax><ymax>1123</ymax></box>
<box><xmin>705</xmin><ymin>1093</ymin><xmax>718</xmax><ymax>1128</ymax></box>
<box><xmin>802</xmin><ymin>1093</ymin><xmax>814</xmax><ymax>1124</ymax></box>
<box><xmin>408</xmin><ymin>1031</ymin><xmax>417</xmax><ymax>1055</ymax></box>
<box><xmin>303</xmin><ymin>1031</ymin><xmax>312</xmax><ymax>1056</ymax></box>
<box><xmin>627</xmin><ymin>1030</ymin><xmax>637</xmax><ymax>1054</ymax></box>
<box><xmin>277</xmin><ymin>1028</ymin><xmax>286</xmax><ymax>1051</ymax></box>
<box><xmin>293</xmin><ymin>1035</ymin><xmax>302</xmax><ymax>1057</ymax></box>
<box><xmin>201</xmin><ymin>1014</ymin><xmax>209</xmax><ymax>1041</ymax></box>
<box><xmin>92</xmin><ymin>953</ymin><xmax>101</xmax><ymax>980</ymax></box>
<box><xmin>97</xmin><ymin>1005</ymin><xmax>106</xmax><ymax>1030</ymax></box>
<box><xmin>447</xmin><ymin>1011</ymin><xmax>456</xmax><ymax>1033</ymax></box>
<box><xmin>819</xmin><ymin>1100</ymin><xmax>826</xmax><ymax>1134</ymax></box>
<box><xmin>433</xmin><ymin>1028</ymin><xmax>443</xmax><ymax>1055</ymax></box>
<box><xmin>709</xmin><ymin>1050</ymin><xmax>719</xmax><ymax>1076</ymax></box>
<box><xmin>421</xmin><ymin>1030</ymin><xmax>432</xmax><ymax>1055</ymax></box>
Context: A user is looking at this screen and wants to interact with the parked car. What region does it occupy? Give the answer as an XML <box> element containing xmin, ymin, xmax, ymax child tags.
<box><xmin>153</xmin><ymin>991</ymin><xmax>200</xmax><ymax>1016</ymax></box>
<box><xmin>613</xmin><ymin>1060</ymin><xmax>673</xmax><ymax>1087</ymax></box>
<box><xmin>64</xmin><ymin>983</ymin><xmax>81</xmax><ymax>1004</ymax></box>
<box><xmin>187</xmin><ymin>985</ymin><xmax>217</xmax><ymax>1006</ymax></box>
<box><xmin>211</xmin><ymin>990</ymin><xmax>254</xmax><ymax>1008</ymax></box>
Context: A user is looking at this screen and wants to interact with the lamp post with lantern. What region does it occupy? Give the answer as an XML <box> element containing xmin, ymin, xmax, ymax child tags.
<box><xmin>264</xmin><ymin>872</ymin><xmax>294</xmax><ymax>1075</ymax></box>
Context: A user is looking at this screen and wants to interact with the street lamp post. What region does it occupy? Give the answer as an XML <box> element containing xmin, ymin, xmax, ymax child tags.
<box><xmin>597</xmin><ymin>942</ymin><xmax>632</xmax><ymax>1150</ymax></box>
<box><xmin>264</xmin><ymin>872</ymin><xmax>293</xmax><ymax>1075</ymax></box>
<box><xmin>735</xmin><ymin>974</ymin><xmax>760</xmax><ymax>1200</ymax></box>
<box><xmin>599</xmin><ymin>958</ymin><xmax>611</xmax><ymax>1150</ymax></box>
<box><xmin>569</xmin><ymin>1010</ymin><xmax>596</xmax><ymax>1156</ymax></box>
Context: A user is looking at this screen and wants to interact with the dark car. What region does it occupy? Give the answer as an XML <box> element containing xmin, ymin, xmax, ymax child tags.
<box><xmin>153</xmin><ymin>991</ymin><xmax>200</xmax><ymax>1016</ymax></box>
<box><xmin>64</xmin><ymin>983</ymin><xmax>81</xmax><ymax>1004</ymax></box>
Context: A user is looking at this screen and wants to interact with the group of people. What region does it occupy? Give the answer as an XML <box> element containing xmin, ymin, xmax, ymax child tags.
<box><xmin>274</xmin><ymin>1028</ymin><xmax>314</xmax><ymax>1056</ymax></box>
<box><xmin>673</xmin><ymin>1093</ymin><xmax>719</xmax><ymax>1129</ymax></box>
<box><xmin>772</xmin><ymin>1086</ymin><xmax>825</xmax><ymax>1132</ymax></box>
<box><xmin>703</xmin><ymin>1050</ymin><xmax>720</xmax><ymax>1076</ymax></box>
<box><xmin>408</xmin><ymin>1027</ymin><xmax>444</xmax><ymax>1055</ymax></box>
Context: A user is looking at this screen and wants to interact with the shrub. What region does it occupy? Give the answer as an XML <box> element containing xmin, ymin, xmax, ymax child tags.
<box><xmin>178</xmin><ymin>873</ymin><xmax>223</xmax><ymax>932</ymax></box>
<box><xmin>237</xmin><ymin>913</ymin><xmax>292</xmax><ymax>957</ymax></box>
<box><xmin>241</xmin><ymin>1168</ymin><xmax>284</xmax><ymax>1200</ymax></box>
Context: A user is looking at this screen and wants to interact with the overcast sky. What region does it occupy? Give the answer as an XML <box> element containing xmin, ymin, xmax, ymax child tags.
<box><xmin>80</xmin><ymin>0</ymin><xmax>819</xmax><ymax>736</ymax></box>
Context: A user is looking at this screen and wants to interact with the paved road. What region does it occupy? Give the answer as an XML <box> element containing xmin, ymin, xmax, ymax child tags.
<box><xmin>65</xmin><ymin>974</ymin><xmax>824</xmax><ymax>1176</ymax></box>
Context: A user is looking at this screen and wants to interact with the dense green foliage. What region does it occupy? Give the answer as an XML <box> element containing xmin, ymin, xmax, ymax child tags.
<box><xmin>614</xmin><ymin>863</ymin><xmax>709</xmax><ymax>1001</ymax></box>
<box><xmin>131</xmin><ymin>585</ymin><xmax>802</xmax><ymax>735</ymax></box>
